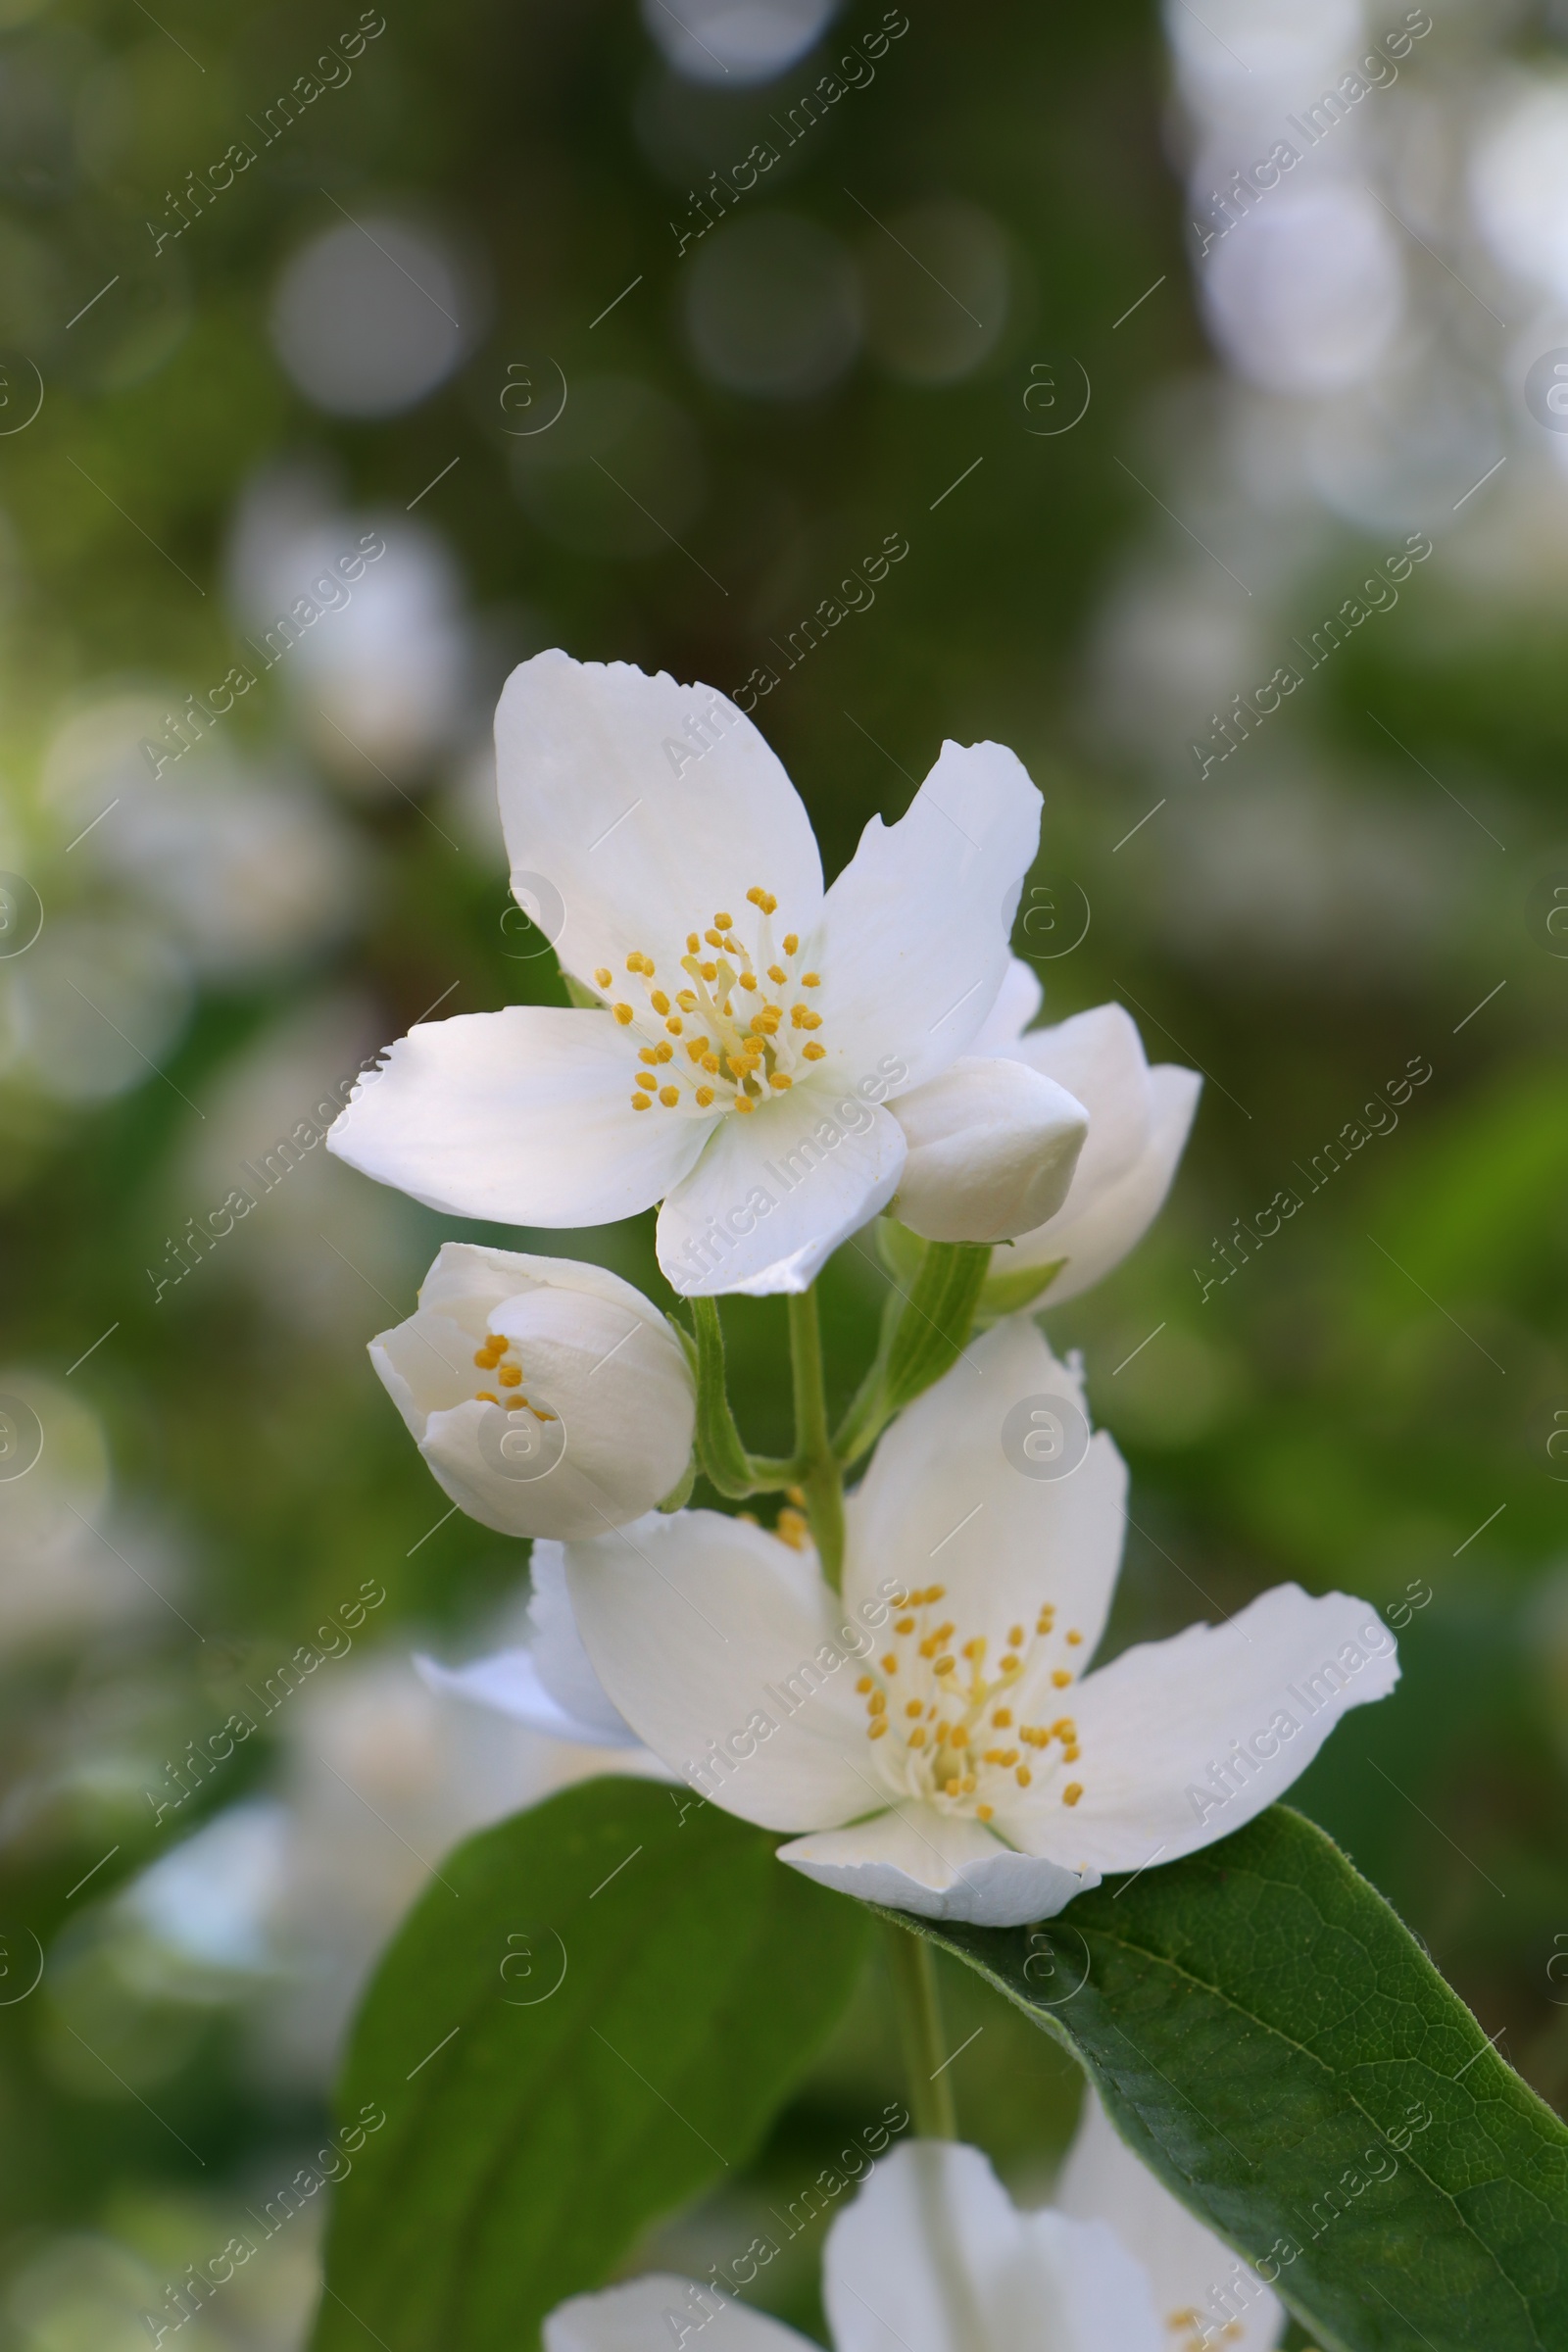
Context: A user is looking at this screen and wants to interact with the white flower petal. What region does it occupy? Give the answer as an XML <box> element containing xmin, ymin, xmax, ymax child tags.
<box><xmin>1005</xmin><ymin>1003</ymin><xmax>1152</xmax><ymax>1188</ymax></box>
<box><xmin>778</xmin><ymin>1802</ymin><xmax>1093</xmax><ymax>1926</ymax></box>
<box><xmin>564</xmin><ymin>1509</ymin><xmax>874</xmax><ymax>1831</ymax></box>
<box><xmin>546</xmin><ymin>2277</ymin><xmax>813</xmax><ymax>2352</ymax></box>
<box><xmin>889</xmin><ymin>1057</ymin><xmax>1088</xmax><ymax>1245</ymax></box>
<box><xmin>413</xmin><ymin>1647</ymin><xmax>643</xmax><ymax>1747</ymax></box>
<box><xmin>1004</xmin><ymin>1006</ymin><xmax>1201</xmax><ymax>1300</ymax></box>
<box><xmin>1056</xmin><ymin>2088</ymin><xmax>1286</xmax><ymax>2350</ymax></box>
<box><xmin>494</xmin><ymin>651</ymin><xmax>823</xmax><ymax>987</ymax></box>
<box><xmin>825</xmin><ymin>2141</ymin><xmax>1164</xmax><ymax>2352</ymax></box>
<box><xmin>1006</xmin><ymin>1585</ymin><xmax>1399</xmax><ymax>1877</ymax></box>
<box><xmin>844</xmin><ymin>1318</ymin><xmax>1129</xmax><ymax>1689</ymax></box>
<box><xmin>527</xmin><ymin>1541</ymin><xmax>649</xmax><ymax>1740</ymax></box>
<box><xmin>327</xmin><ymin>1005</ymin><xmax>710</xmax><ymax>1224</ymax></box>
<box><xmin>816</xmin><ymin>742</ymin><xmax>1042</xmax><ymax>1091</ymax></box>
<box><xmin>967</xmin><ymin>955</ymin><xmax>1043</xmax><ymax>1055</ymax></box>
<box><xmin>415</xmin><ymin>1241</ymin><xmax>669</xmax><ymax>1334</ymax></box>
<box><xmin>657</xmin><ymin>1083</ymin><xmax>905</xmax><ymax>1296</ymax></box>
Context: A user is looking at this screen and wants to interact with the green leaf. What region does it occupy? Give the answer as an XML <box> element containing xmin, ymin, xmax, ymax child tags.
<box><xmin>972</xmin><ymin>1253</ymin><xmax>1066</xmax><ymax>1322</ymax></box>
<box><xmin>884</xmin><ymin>1806</ymin><xmax>1568</xmax><ymax>2352</ymax></box>
<box><xmin>313</xmin><ymin>1778</ymin><xmax>870</xmax><ymax>2352</ymax></box>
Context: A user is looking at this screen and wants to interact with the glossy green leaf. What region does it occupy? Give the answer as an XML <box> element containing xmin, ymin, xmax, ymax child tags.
<box><xmin>312</xmin><ymin>1778</ymin><xmax>871</xmax><ymax>2352</ymax></box>
<box><xmin>886</xmin><ymin>1806</ymin><xmax>1568</xmax><ymax>2352</ymax></box>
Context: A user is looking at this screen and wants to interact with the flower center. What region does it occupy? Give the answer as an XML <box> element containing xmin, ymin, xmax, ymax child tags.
<box><xmin>470</xmin><ymin>1330</ymin><xmax>556</xmax><ymax>1422</ymax></box>
<box><xmin>858</xmin><ymin>1582</ymin><xmax>1087</xmax><ymax>1821</ymax></box>
<box><xmin>595</xmin><ymin>886</ymin><xmax>826</xmax><ymax>1119</ymax></box>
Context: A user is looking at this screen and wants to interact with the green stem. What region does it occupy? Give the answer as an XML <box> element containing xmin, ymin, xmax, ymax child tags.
<box><xmin>787</xmin><ymin>1285</ymin><xmax>845</xmax><ymax>1591</ymax></box>
<box><xmin>882</xmin><ymin>1920</ymin><xmax>956</xmax><ymax>2138</ymax></box>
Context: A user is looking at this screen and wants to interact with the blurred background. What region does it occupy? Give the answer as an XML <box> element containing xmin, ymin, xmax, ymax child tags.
<box><xmin>1</xmin><ymin>0</ymin><xmax>1567</xmax><ymax>2340</ymax></box>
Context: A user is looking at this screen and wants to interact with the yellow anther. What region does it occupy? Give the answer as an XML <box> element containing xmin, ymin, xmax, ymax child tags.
<box><xmin>868</xmin><ymin>1691</ymin><xmax>886</xmax><ymax>1716</ymax></box>
<box><xmin>770</xmin><ymin>1072</ymin><xmax>793</xmax><ymax>1090</ymax></box>
<box><xmin>498</xmin><ymin>1364</ymin><xmax>522</xmax><ymax>1388</ymax></box>
<box><xmin>949</xmin><ymin>1727</ymin><xmax>968</xmax><ymax>1749</ymax></box>
<box><xmin>933</xmin><ymin>1656</ymin><xmax>955</xmax><ymax>1677</ymax></box>
<box><xmin>659</xmin><ymin>1086</ymin><xmax>679</xmax><ymax>1107</ymax></box>
<box><xmin>999</xmin><ymin>1654</ymin><xmax>1020</xmax><ymax>1675</ymax></box>
<box><xmin>639</xmin><ymin>1048</ymin><xmax>659</xmax><ymax>1064</ymax></box>
<box><xmin>677</xmin><ymin>990</ymin><xmax>698</xmax><ymax>1010</ymax></box>
<box><xmin>960</xmin><ymin>1774</ymin><xmax>976</xmax><ymax>1793</ymax></box>
<box><xmin>802</xmin><ymin>972</ymin><xmax>820</xmax><ymax>987</ymax></box>
<box><xmin>895</xmin><ymin>1616</ymin><xmax>915</xmax><ymax>1636</ymax></box>
<box><xmin>945</xmin><ymin>1779</ymin><xmax>960</xmax><ymax>1796</ymax></box>
<box><xmin>700</xmin><ymin>960</ymin><xmax>717</xmax><ymax>981</ymax></box>
<box><xmin>705</xmin><ymin>928</ymin><xmax>725</xmax><ymax>948</ymax></box>
<box><xmin>472</xmin><ymin>1347</ymin><xmax>496</xmax><ymax>1368</ymax></box>
<box><xmin>783</xmin><ymin>933</ymin><xmax>799</xmax><ymax>955</ymax></box>
<box><xmin>1016</xmin><ymin>1765</ymin><xmax>1032</xmax><ymax>1788</ymax></box>
<box><xmin>655</xmin><ymin>1042</ymin><xmax>673</xmax><ymax>1062</ymax></box>
<box><xmin>1063</xmin><ymin>1743</ymin><xmax>1080</xmax><ymax>1761</ymax></box>
<box><xmin>475</xmin><ymin>1390</ymin><xmax>499</xmax><ymax>1404</ymax></box>
<box><xmin>1063</xmin><ymin>1783</ymin><xmax>1083</xmax><ymax>1806</ymax></box>
<box><xmin>714</xmin><ymin>910</ymin><xmax>733</xmax><ymax>928</ymax></box>
<box><xmin>906</xmin><ymin>1699</ymin><xmax>923</xmax><ymax>1717</ymax></box>
<box><xmin>1052</xmin><ymin>1719</ymin><xmax>1076</xmax><ymax>1738</ymax></box>
<box><xmin>594</xmin><ymin>967</ymin><xmax>612</xmax><ymax>988</ymax></box>
<box><xmin>882</xmin><ymin>1653</ymin><xmax>898</xmax><ymax>1673</ymax></box>
<box><xmin>739</xmin><ymin>972</ymin><xmax>758</xmax><ymax>991</ymax></box>
<box><xmin>735</xmin><ymin>1096</ymin><xmax>755</xmax><ymax>1112</ymax></box>
<box><xmin>703</xmin><ymin>1054</ymin><xmax>720</xmax><ymax>1073</ymax></box>
<box><xmin>631</xmin><ymin>1096</ymin><xmax>652</xmax><ymax>1109</ymax></box>
<box><xmin>767</xmin><ymin>964</ymin><xmax>786</xmax><ymax>984</ymax></box>
<box><xmin>695</xmin><ymin>1086</ymin><xmax>714</xmax><ymax>1107</ymax></box>
<box><xmin>868</xmin><ymin>1721</ymin><xmax>888</xmax><ymax>1740</ymax></box>
<box><xmin>614</xmin><ymin>1004</ymin><xmax>634</xmax><ymax>1024</ymax></box>
<box><xmin>1008</xmin><ymin>1625</ymin><xmax>1024</xmax><ymax>1648</ymax></box>
<box><xmin>1052</xmin><ymin>1669</ymin><xmax>1073</xmax><ymax>1689</ymax></box>
<box><xmin>804</xmin><ymin>1042</ymin><xmax>826</xmax><ymax>1059</ymax></box>
<box><xmin>650</xmin><ymin>990</ymin><xmax>670</xmax><ymax>1014</ymax></box>
<box><xmin>927</xmin><ymin>1586</ymin><xmax>946</xmax><ymax>1601</ymax></box>
<box><xmin>908</xmin><ymin>1727</ymin><xmax>926</xmax><ymax>1748</ymax></box>
<box><xmin>961</xmin><ymin>1638</ymin><xmax>985</xmax><ymax>1660</ymax></box>
<box><xmin>992</xmin><ymin>1708</ymin><xmax>1012</xmax><ymax>1728</ymax></box>
<box><xmin>506</xmin><ymin>1393</ymin><xmax>530</xmax><ymax>1409</ymax></box>
<box><xmin>666</xmin><ymin>1017</ymin><xmax>683</xmax><ymax>1035</ymax></box>
<box><xmin>1066</xmin><ymin>1629</ymin><xmax>1083</xmax><ymax>1645</ymax></box>
<box><xmin>687</xmin><ymin>932</ymin><xmax>701</xmax><ymax>953</ymax></box>
<box><xmin>977</xmin><ymin>1803</ymin><xmax>994</xmax><ymax>1822</ymax></box>
<box><xmin>776</xmin><ymin>1506</ymin><xmax>809</xmax><ymax>1550</ymax></box>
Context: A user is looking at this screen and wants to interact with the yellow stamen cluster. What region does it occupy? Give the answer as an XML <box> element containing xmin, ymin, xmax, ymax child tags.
<box><xmin>857</xmin><ymin>1584</ymin><xmax>1088</xmax><ymax>1817</ymax></box>
<box><xmin>613</xmin><ymin>887</ymin><xmax>827</xmax><ymax>1117</ymax></box>
<box><xmin>470</xmin><ymin>1332</ymin><xmax>557</xmax><ymax>1421</ymax></box>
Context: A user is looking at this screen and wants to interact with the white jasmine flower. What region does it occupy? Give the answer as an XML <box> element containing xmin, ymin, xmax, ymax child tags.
<box><xmin>559</xmin><ymin>1317</ymin><xmax>1397</xmax><ymax>1926</ymax></box>
<box><xmin>371</xmin><ymin>1242</ymin><xmax>696</xmax><ymax>1541</ymax></box>
<box><xmin>327</xmin><ymin>652</ymin><xmax>1044</xmax><ymax>1296</ymax></box>
<box><xmin>545</xmin><ymin>2123</ymin><xmax>1268</xmax><ymax>2352</ymax></box>
<box><xmin>974</xmin><ymin>960</ymin><xmax>1202</xmax><ymax>1304</ymax></box>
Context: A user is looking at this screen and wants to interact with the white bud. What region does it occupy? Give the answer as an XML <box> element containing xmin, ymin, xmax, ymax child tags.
<box><xmin>371</xmin><ymin>1243</ymin><xmax>694</xmax><ymax>1539</ymax></box>
<box><xmin>888</xmin><ymin>1056</ymin><xmax>1089</xmax><ymax>1246</ymax></box>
